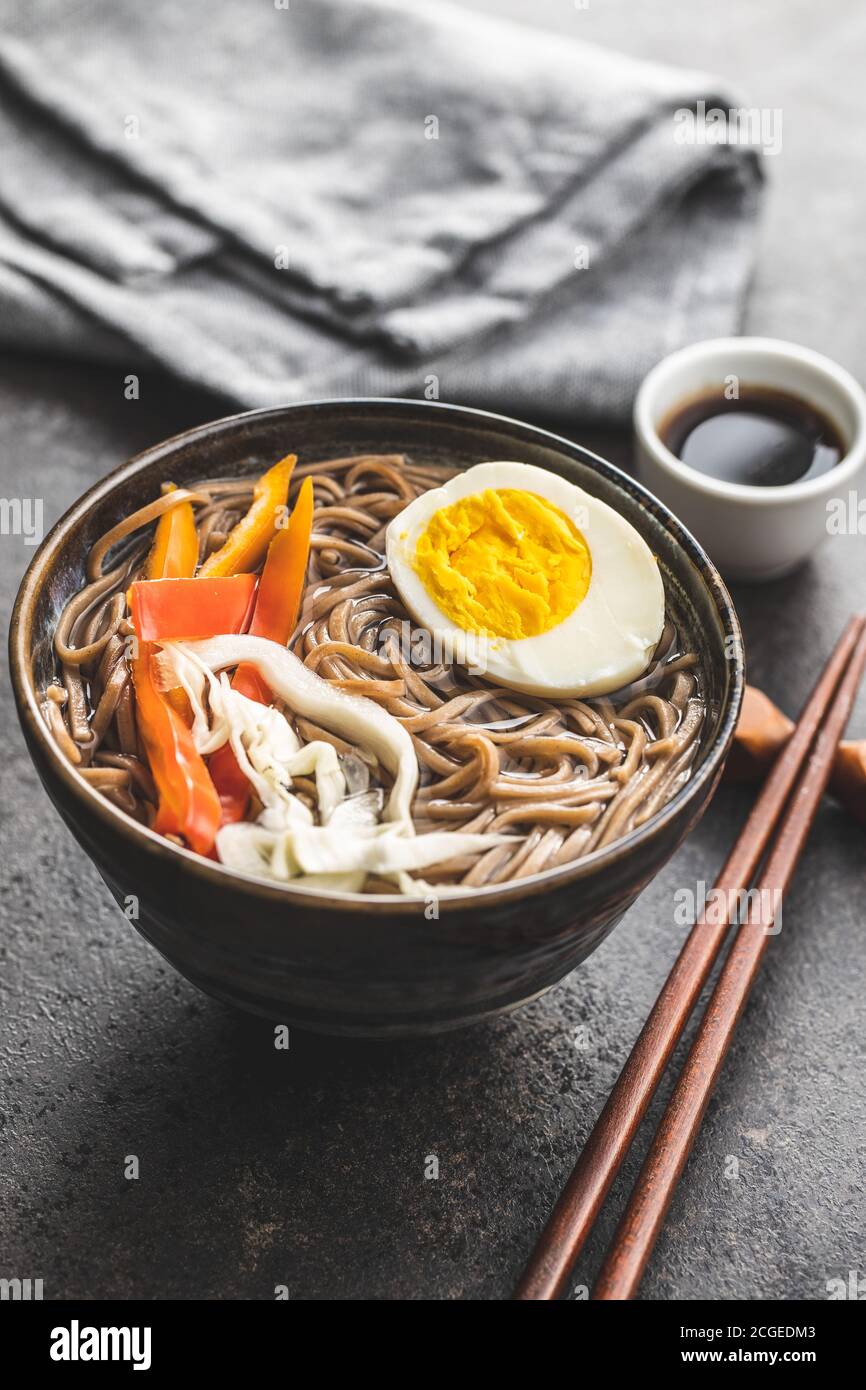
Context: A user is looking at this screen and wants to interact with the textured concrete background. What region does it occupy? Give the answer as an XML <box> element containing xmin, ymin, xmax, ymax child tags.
<box><xmin>1</xmin><ymin>0</ymin><xmax>865</xmax><ymax>1300</ymax></box>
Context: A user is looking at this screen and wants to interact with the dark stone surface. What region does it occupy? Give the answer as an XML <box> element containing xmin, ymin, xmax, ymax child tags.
<box><xmin>3</xmin><ymin>0</ymin><xmax>866</xmax><ymax>1307</ymax></box>
<box><xmin>1</xmin><ymin>355</ymin><xmax>863</xmax><ymax>1301</ymax></box>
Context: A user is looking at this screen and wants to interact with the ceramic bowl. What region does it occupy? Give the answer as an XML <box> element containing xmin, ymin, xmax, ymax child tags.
<box><xmin>10</xmin><ymin>400</ymin><xmax>743</xmax><ymax>1036</ymax></box>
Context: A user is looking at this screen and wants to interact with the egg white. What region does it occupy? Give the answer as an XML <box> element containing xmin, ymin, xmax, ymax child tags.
<box><xmin>385</xmin><ymin>461</ymin><xmax>666</xmax><ymax>698</ymax></box>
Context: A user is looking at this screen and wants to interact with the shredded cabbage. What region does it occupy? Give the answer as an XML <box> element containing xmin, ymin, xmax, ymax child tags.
<box><xmin>180</xmin><ymin>634</ymin><xmax>418</xmax><ymax>821</ymax></box>
<box><xmin>157</xmin><ymin>643</ymin><xmax>345</xmax><ymax>827</ymax></box>
<box><xmin>158</xmin><ymin>635</ymin><xmax>513</xmax><ymax>895</ymax></box>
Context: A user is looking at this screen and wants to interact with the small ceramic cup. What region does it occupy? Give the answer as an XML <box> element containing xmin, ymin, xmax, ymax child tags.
<box><xmin>634</xmin><ymin>337</ymin><xmax>866</xmax><ymax>582</ymax></box>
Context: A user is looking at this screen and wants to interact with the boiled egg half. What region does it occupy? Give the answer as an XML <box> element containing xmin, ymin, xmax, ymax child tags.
<box><xmin>385</xmin><ymin>461</ymin><xmax>665</xmax><ymax>698</ymax></box>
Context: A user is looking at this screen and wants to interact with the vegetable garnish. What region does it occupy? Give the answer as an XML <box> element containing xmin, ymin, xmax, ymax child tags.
<box><xmin>182</xmin><ymin>635</ymin><xmax>420</xmax><ymax>821</ymax></box>
<box><xmin>140</xmin><ymin>485</ymin><xmax>205</xmax><ymax>724</ymax></box>
<box><xmin>250</xmin><ymin>475</ymin><xmax>314</xmax><ymax>644</ymax></box>
<box><xmin>197</xmin><ymin>453</ymin><xmax>296</xmax><ymax>578</ymax></box>
<box><xmin>130</xmin><ymin>575</ymin><xmax>257</xmax><ymax>642</ymax></box>
<box><xmin>209</xmin><ymin>476</ymin><xmax>316</xmax><ymax>822</ymax></box>
<box><xmin>207</xmin><ymin>675</ymin><xmax>262</xmax><ymax>821</ymax></box>
<box><xmin>131</xmin><ymin>645</ymin><xmax>221</xmax><ymax>856</ymax></box>
<box><xmin>162</xmin><ymin>636</ymin><xmax>509</xmax><ymax>890</ymax></box>
<box><xmin>146</xmin><ymin>483</ymin><xmax>199</xmax><ymax>580</ymax></box>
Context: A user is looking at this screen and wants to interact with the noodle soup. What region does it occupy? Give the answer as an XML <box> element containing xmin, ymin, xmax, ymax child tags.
<box><xmin>41</xmin><ymin>452</ymin><xmax>706</xmax><ymax>895</ymax></box>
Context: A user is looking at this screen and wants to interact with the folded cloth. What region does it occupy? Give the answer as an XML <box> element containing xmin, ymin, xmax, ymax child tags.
<box><xmin>0</xmin><ymin>0</ymin><xmax>763</xmax><ymax>422</ymax></box>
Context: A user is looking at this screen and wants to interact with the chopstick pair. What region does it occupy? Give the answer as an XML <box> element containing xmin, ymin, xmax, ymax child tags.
<box><xmin>514</xmin><ymin>614</ymin><xmax>866</xmax><ymax>1301</ymax></box>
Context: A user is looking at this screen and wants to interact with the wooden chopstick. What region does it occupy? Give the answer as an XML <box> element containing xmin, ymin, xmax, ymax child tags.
<box><xmin>592</xmin><ymin>618</ymin><xmax>866</xmax><ymax>1299</ymax></box>
<box><xmin>514</xmin><ymin>614</ymin><xmax>866</xmax><ymax>1301</ymax></box>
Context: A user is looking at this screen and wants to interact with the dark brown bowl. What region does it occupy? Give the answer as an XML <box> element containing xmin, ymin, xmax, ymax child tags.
<box><xmin>9</xmin><ymin>400</ymin><xmax>744</xmax><ymax>1036</ymax></box>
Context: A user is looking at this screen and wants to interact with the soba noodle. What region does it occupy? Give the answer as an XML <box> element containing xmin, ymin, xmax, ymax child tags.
<box><xmin>42</xmin><ymin>454</ymin><xmax>705</xmax><ymax>890</ymax></box>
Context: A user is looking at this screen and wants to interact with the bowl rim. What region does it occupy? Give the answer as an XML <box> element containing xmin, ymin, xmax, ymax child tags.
<box><xmin>9</xmin><ymin>396</ymin><xmax>744</xmax><ymax>914</ymax></box>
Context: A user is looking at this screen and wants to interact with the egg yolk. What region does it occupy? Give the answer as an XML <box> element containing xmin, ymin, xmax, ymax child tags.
<box><xmin>411</xmin><ymin>489</ymin><xmax>592</xmax><ymax>640</ymax></box>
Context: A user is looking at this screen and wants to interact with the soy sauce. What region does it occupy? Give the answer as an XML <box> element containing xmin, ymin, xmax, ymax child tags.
<box><xmin>660</xmin><ymin>386</ymin><xmax>844</xmax><ymax>488</ymax></box>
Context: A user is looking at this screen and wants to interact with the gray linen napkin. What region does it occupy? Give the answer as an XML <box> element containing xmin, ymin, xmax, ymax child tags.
<box><xmin>0</xmin><ymin>0</ymin><xmax>763</xmax><ymax>422</ymax></box>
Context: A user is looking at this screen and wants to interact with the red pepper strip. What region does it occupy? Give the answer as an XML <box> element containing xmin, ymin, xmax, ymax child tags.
<box><xmin>232</xmin><ymin>662</ymin><xmax>273</xmax><ymax>705</ymax></box>
<box><xmin>141</xmin><ymin>489</ymin><xmax>202</xmax><ymax>722</ymax></box>
<box><xmin>132</xmin><ymin>644</ymin><xmax>221</xmax><ymax>856</ymax></box>
<box><xmin>209</xmin><ymin>477</ymin><xmax>316</xmax><ymax>823</ymax></box>
<box><xmin>207</xmin><ymin>720</ymin><xmax>255</xmax><ymax>822</ymax></box>
<box><xmin>130</xmin><ymin>575</ymin><xmax>257</xmax><ymax>643</ymax></box>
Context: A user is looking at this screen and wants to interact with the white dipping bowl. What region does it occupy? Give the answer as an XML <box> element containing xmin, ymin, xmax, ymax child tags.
<box><xmin>634</xmin><ymin>337</ymin><xmax>866</xmax><ymax>582</ymax></box>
